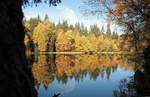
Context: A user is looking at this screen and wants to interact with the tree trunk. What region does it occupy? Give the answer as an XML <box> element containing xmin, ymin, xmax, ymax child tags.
<box><xmin>0</xmin><ymin>0</ymin><xmax>37</xmax><ymax>97</ymax></box>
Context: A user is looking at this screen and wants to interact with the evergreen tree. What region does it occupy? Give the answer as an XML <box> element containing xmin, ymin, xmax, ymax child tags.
<box><xmin>44</xmin><ymin>14</ymin><xmax>49</xmax><ymax>21</ymax></box>
<box><xmin>62</xmin><ymin>20</ymin><xmax>68</xmax><ymax>32</ymax></box>
<box><xmin>56</xmin><ymin>21</ymin><xmax>61</xmax><ymax>29</ymax></box>
<box><xmin>37</xmin><ymin>14</ymin><xmax>41</xmax><ymax>22</ymax></box>
<box><xmin>69</xmin><ymin>24</ymin><xmax>74</xmax><ymax>30</ymax></box>
<box><xmin>80</xmin><ymin>23</ymin><xmax>87</xmax><ymax>36</ymax></box>
<box><xmin>56</xmin><ymin>21</ymin><xmax>69</xmax><ymax>32</ymax></box>
<box><xmin>83</xmin><ymin>27</ymin><xmax>88</xmax><ymax>36</ymax></box>
<box><xmin>89</xmin><ymin>24</ymin><xmax>101</xmax><ymax>37</ymax></box>
<box><xmin>74</xmin><ymin>22</ymin><xmax>81</xmax><ymax>33</ymax></box>
<box><xmin>101</xmin><ymin>26</ymin><xmax>105</xmax><ymax>36</ymax></box>
<box><xmin>106</xmin><ymin>67</ymin><xmax>111</xmax><ymax>80</ymax></box>
<box><xmin>112</xmin><ymin>31</ymin><xmax>118</xmax><ymax>39</ymax></box>
<box><xmin>106</xmin><ymin>23</ymin><xmax>112</xmax><ymax>38</ymax></box>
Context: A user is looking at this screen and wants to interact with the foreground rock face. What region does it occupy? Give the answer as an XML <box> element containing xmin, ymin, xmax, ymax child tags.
<box><xmin>0</xmin><ymin>0</ymin><xmax>37</xmax><ymax>97</ymax></box>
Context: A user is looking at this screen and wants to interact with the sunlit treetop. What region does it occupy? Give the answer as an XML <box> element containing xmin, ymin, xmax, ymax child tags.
<box><xmin>23</xmin><ymin>0</ymin><xmax>61</xmax><ymax>6</ymax></box>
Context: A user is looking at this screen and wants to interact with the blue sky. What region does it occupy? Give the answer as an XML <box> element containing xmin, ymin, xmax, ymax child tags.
<box><xmin>23</xmin><ymin>0</ymin><xmax>119</xmax><ymax>32</ymax></box>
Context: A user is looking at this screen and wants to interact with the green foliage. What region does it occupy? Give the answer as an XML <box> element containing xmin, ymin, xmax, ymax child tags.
<box><xmin>44</xmin><ymin>14</ymin><xmax>49</xmax><ymax>21</ymax></box>
<box><xmin>89</xmin><ymin>24</ymin><xmax>101</xmax><ymax>37</ymax></box>
<box><xmin>56</xmin><ymin>21</ymin><xmax>69</xmax><ymax>32</ymax></box>
<box><xmin>106</xmin><ymin>23</ymin><xmax>111</xmax><ymax>38</ymax></box>
<box><xmin>101</xmin><ymin>26</ymin><xmax>105</xmax><ymax>34</ymax></box>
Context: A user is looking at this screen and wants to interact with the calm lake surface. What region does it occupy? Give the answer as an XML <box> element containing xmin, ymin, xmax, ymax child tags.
<box><xmin>29</xmin><ymin>55</ymin><xmax>140</xmax><ymax>97</ymax></box>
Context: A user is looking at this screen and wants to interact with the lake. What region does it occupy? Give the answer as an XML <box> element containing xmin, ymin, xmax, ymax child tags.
<box><xmin>28</xmin><ymin>54</ymin><xmax>141</xmax><ymax>97</ymax></box>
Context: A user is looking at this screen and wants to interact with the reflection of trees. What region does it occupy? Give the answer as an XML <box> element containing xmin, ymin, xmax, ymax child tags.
<box><xmin>89</xmin><ymin>68</ymin><xmax>100</xmax><ymax>80</ymax></box>
<box><xmin>32</xmin><ymin>55</ymin><xmax>56</xmax><ymax>90</ymax></box>
<box><xmin>106</xmin><ymin>67</ymin><xmax>111</xmax><ymax>80</ymax></box>
<box><xmin>114</xmin><ymin>55</ymin><xmax>150</xmax><ymax>97</ymax></box>
<box><xmin>114</xmin><ymin>76</ymin><xmax>137</xmax><ymax>97</ymax></box>
<box><xmin>31</xmin><ymin>55</ymin><xmax>139</xmax><ymax>89</ymax></box>
<box><xmin>114</xmin><ymin>70</ymin><xmax>150</xmax><ymax>97</ymax></box>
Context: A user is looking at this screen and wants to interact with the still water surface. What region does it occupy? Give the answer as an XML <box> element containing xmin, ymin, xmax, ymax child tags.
<box><xmin>29</xmin><ymin>55</ymin><xmax>139</xmax><ymax>97</ymax></box>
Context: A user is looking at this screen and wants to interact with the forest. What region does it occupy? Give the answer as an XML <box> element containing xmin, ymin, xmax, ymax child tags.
<box><xmin>24</xmin><ymin>15</ymin><xmax>145</xmax><ymax>54</ymax></box>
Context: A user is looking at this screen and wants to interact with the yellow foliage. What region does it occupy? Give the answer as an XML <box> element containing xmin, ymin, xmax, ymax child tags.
<box><xmin>31</xmin><ymin>55</ymin><xmax>137</xmax><ymax>85</ymax></box>
<box><xmin>24</xmin><ymin>34</ymin><xmax>29</xmax><ymax>46</ymax></box>
<box><xmin>32</xmin><ymin>20</ymin><xmax>55</xmax><ymax>51</ymax></box>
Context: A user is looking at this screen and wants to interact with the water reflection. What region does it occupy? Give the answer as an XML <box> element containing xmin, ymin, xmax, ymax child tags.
<box><xmin>114</xmin><ymin>70</ymin><xmax>150</xmax><ymax>97</ymax></box>
<box><xmin>114</xmin><ymin>56</ymin><xmax>150</xmax><ymax>97</ymax></box>
<box><xmin>30</xmin><ymin>55</ymin><xmax>141</xmax><ymax>97</ymax></box>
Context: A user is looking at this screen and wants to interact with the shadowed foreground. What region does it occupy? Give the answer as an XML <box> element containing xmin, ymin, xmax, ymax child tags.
<box><xmin>114</xmin><ymin>46</ymin><xmax>150</xmax><ymax>97</ymax></box>
<box><xmin>0</xmin><ymin>0</ymin><xmax>37</xmax><ymax>97</ymax></box>
<box><xmin>0</xmin><ymin>0</ymin><xmax>61</xmax><ymax>97</ymax></box>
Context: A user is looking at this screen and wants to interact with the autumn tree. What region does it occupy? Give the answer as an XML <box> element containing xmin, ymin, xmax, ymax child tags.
<box><xmin>56</xmin><ymin>29</ymin><xmax>75</xmax><ymax>51</ymax></box>
<box><xmin>83</xmin><ymin>0</ymin><xmax>150</xmax><ymax>51</ymax></box>
<box><xmin>27</xmin><ymin>17</ymin><xmax>40</xmax><ymax>32</ymax></box>
<box><xmin>32</xmin><ymin>15</ymin><xmax>56</xmax><ymax>51</ymax></box>
<box><xmin>26</xmin><ymin>15</ymin><xmax>121</xmax><ymax>52</ymax></box>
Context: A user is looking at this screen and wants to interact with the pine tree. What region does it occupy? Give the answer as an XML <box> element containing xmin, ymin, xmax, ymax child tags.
<box><xmin>69</xmin><ymin>24</ymin><xmax>74</xmax><ymax>30</ymax></box>
<box><xmin>106</xmin><ymin>23</ymin><xmax>111</xmax><ymax>38</ymax></box>
<box><xmin>62</xmin><ymin>20</ymin><xmax>68</xmax><ymax>32</ymax></box>
<box><xmin>101</xmin><ymin>26</ymin><xmax>105</xmax><ymax>36</ymax></box>
<box><xmin>37</xmin><ymin>14</ymin><xmax>41</xmax><ymax>22</ymax></box>
<box><xmin>89</xmin><ymin>24</ymin><xmax>101</xmax><ymax>37</ymax></box>
<box><xmin>112</xmin><ymin>31</ymin><xmax>118</xmax><ymax>39</ymax></box>
<box><xmin>44</xmin><ymin>14</ymin><xmax>49</xmax><ymax>21</ymax></box>
<box><xmin>74</xmin><ymin>22</ymin><xmax>81</xmax><ymax>33</ymax></box>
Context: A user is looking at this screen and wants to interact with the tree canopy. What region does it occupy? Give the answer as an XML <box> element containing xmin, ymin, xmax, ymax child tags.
<box><xmin>24</xmin><ymin>16</ymin><xmax>138</xmax><ymax>53</ymax></box>
<box><xmin>83</xmin><ymin>0</ymin><xmax>150</xmax><ymax>51</ymax></box>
